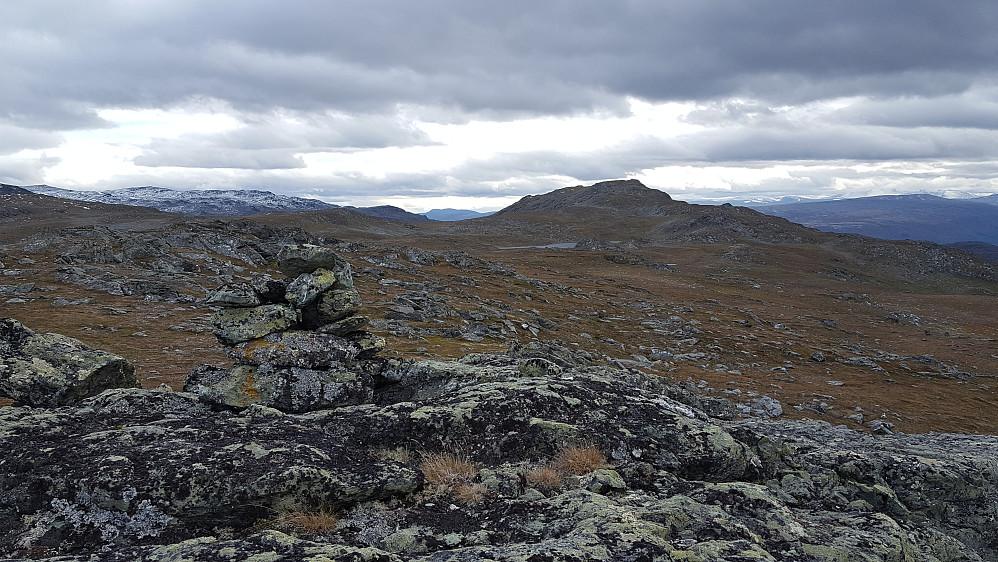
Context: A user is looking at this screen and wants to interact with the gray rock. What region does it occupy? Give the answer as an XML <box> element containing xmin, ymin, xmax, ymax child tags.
<box><xmin>301</xmin><ymin>287</ymin><xmax>361</xmax><ymax>328</ymax></box>
<box><xmin>277</xmin><ymin>244</ymin><xmax>349</xmax><ymax>277</ymax></box>
<box><xmin>740</xmin><ymin>395</ymin><xmax>784</xmax><ymax>417</ymax></box>
<box><xmin>251</xmin><ymin>275</ymin><xmax>290</xmax><ymax>304</ymax></box>
<box><xmin>211</xmin><ymin>304</ymin><xmax>299</xmax><ymax>345</ymax></box>
<box><xmin>228</xmin><ymin>331</ymin><xmax>362</xmax><ymax>369</ymax></box>
<box><xmin>205</xmin><ymin>282</ymin><xmax>261</xmax><ymax>307</ymax></box>
<box><xmin>316</xmin><ymin>315</ymin><xmax>370</xmax><ymax>336</ymax></box>
<box><xmin>0</xmin><ymin>318</ymin><xmax>138</xmax><ymax>406</ymax></box>
<box><xmin>285</xmin><ymin>267</ymin><xmax>351</xmax><ymax>307</ymax></box>
<box><xmin>2</xmin><ymin>344</ymin><xmax>998</xmax><ymax>559</ymax></box>
<box><xmin>184</xmin><ymin>363</ymin><xmax>372</xmax><ymax>412</ymax></box>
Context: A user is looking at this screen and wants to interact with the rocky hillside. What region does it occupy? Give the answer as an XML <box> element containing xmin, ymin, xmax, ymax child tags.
<box><xmin>2</xmin><ymin>244</ymin><xmax>997</xmax><ymax>560</ymax></box>
<box><xmin>493</xmin><ymin>178</ymin><xmax>674</xmax><ymax>216</ymax></box>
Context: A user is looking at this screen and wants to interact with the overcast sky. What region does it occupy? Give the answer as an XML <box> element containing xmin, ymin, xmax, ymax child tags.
<box><xmin>3</xmin><ymin>1</ymin><xmax>998</xmax><ymax>211</ymax></box>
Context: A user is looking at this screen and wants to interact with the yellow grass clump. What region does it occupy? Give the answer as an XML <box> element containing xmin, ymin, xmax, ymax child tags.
<box><xmin>279</xmin><ymin>508</ymin><xmax>339</xmax><ymax>535</ymax></box>
<box><xmin>550</xmin><ymin>444</ymin><xmax>610</xmax><ymax>476</ymax></box>
<box><xmin>420</xmin><ymin>452</ymin><xmax>478</xmax><ymax>488</ymax></box>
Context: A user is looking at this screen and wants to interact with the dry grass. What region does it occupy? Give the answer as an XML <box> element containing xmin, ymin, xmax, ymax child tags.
<box><xmin>419</xmin><ymin>452</ymin><xmax>478</xmax><ymax>488</ymax></box>
<box><xmin>453</xmin><ymin>482</ymin><xmax>489</xmax><ymax>505</ymax></box>
<box><xmin>375</xmin><ymin>446</ymin><xmax>414</xmax><ymax>464</ymax></box>
<box><xmin>526</xmin><ymin>466</ymin><xmax>565</xmax><ymax>489</ymax></box>
<box><xmin>277</xmin><ymin>508</ymin><xmax>339</xmax><ymax>535</ymax></box>
<box><xmin>550</xmin><ymin>445</ymin><xmax>610</xmax><ymax>476</ymax></box>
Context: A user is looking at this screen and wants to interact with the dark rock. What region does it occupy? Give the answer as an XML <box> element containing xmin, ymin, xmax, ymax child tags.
<box><xmin>1</xmin><ymin>342</ymin><xmax>997</xmax><ymax>559</ymax></box>
<box><xmin>0</xmin><ymin>318</ymin><xmax>138</xmax><ymax>406</ymax></box>
<box><xmin>251</xmin><ymin>275</ymin><xmax>290</xmax><ymax>304</ymax></box>
<box><xmin>277</xmin><ymin>244</ymin><xmax>348</xmax><ymax>277</ymax></box>
<box><xmin>301</xmin><ymin>287</ymin><xmax>361</xmax><ymax>328</ymax></box>
<box><xmin>285</xmin><ymin>267</ymin><xmax>352</xmax><ymax>308</ymax></box>
<box><xmin>316</xmin><ymin>315</ymin><xmax>369</xmax><ymax>336</ymax></box>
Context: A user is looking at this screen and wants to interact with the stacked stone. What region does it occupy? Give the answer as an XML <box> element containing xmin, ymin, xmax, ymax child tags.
<box><xmin>185</xmin><ymin>244</ymin><xmax>390</xmax><ymax>413</ymax></box>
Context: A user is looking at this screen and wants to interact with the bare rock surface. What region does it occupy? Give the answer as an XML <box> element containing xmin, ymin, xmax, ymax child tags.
<box><xmin>1</xmin><ymin>343</ymin><xmax>996</xmax><ymax>560</ymax></box>
<box><xmin>0</xmin><ymin>318</ymin><xmax>138</xmax><ymax>406</ymax></box>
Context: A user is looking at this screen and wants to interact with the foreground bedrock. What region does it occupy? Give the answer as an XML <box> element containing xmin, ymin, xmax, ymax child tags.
<box><xmin>1</xmin><ymin>346</ymin><xmax>996</xmax><ymax>561</ymax></box>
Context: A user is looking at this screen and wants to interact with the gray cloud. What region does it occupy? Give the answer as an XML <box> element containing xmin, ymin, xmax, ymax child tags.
<box><xmin>5</xmin><ymin>0</ymin><xmax>998</xmax><ymax>129</ymax></box>
<box><xmin>3</xmin><ymin>0</ymin><xmax>998</xmax><ymax>202</ymax></box>
<box><xmin>0</xmin><ymin>125</ymin><xmax>62</xmax><ymax>155</ymax></box>
<box><xmin>132</xmin><ymin>110</ymin><xmax>434</xmax><ymax>169</ymax></box>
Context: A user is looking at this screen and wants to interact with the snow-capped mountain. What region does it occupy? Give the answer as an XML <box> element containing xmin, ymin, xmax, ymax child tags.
<box><xmin>23</xmin><ymin>185</ymin><xmax>337</xmax><ymax>216</ymax></box>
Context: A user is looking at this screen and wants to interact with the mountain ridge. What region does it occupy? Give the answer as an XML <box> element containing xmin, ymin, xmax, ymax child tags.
<box><xmin>754</xmin><ymin>194</ymin><xmax>998</xmax><ymax>245</ymax></box>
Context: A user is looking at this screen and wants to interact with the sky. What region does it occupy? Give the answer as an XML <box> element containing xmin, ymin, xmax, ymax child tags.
<box><xmin>3</xmin><ymin>1</ymin><xmax>998</xmax><ymax>212</ymax></box>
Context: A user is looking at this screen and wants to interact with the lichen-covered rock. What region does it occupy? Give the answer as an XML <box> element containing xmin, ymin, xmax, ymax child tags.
<box><xmin>204</xmin><ymin>282</ymin><xmax>261</xmax><ymax>307</ymax></box>
<box><xmin>1</xmin><ymin>390</ymin><xmax>420</xmax><ymax>555</ymax></box>
<box><xmin>211</xmin><ymin>304</ymin><xmax>299</xmax><ymax>345</ymax></box>
<box><xmin>228</xmin><ymin>331</ymin><xmax>363</xmax><ymax>369</ymax></box>
<box><xmin>285</xmin><ymin>267</ymin><xmax>352</xmax><ymax>307</ymax></box>
<box><xmin>0</xmin><ymin>318</ymin><xmax>138</xmax><ymax>406</ymax></box>
<box><xmin>301</xmin><ymin>287</ymin><xmax>362</xmax><ymax>328</ymax></box>
<box><xmin>4</xmin><ymin>341</ymin><xmax>998</xmax><ymax>559</ymax></box>
<box><xmin>277</xmin><ymin>244</ymin><xmax>349</xmax><ymax>277</ymax></box>
<box><xmin>184</xmin><ymin>363</ymin><xmax>373</xmax><ymax>412</ymax></box>
<box><xmin>251</xmin><ymin>275</ymin><xmax>291</xmax><ymax>304</ymax></box>
<box><xmin>316</xmin><ymin>315</ymin><xmax>370</xmax><ymax>336</ymax></box>
<box><xmin>44</xmin><ymin>530</ymin><xmax>396</xmax><ymax>561</ymax></box>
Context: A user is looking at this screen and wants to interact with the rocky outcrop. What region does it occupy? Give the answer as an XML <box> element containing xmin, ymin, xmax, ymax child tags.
<box><xmin>2</xmin><ymin>346</ymin><xmax>997</xmax><ymax>560</ymax></box>
<box><xmin>0</xmin><ymin>318</ymin><xmax>138</xmax><ymax>406</ymax></box>
<box><xmin>188</xmin><ymin>244</ymin><xmax>392</xmax><ymax>413</ymax></box>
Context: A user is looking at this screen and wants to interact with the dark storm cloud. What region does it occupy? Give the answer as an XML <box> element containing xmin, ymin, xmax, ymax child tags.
<box><xmin>4</xmin><ymin>0</ymin><xmax>997</xmax><ymax>130</ymax></box>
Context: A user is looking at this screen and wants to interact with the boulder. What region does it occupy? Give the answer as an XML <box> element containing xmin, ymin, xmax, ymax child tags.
<box><xmin>0</xmin><ymin>318</ymin><xmax>138</xmax><ymax>406</ymax></box>
<box><xmin>316</xmin><ymin>315</ymin><xmax>370</xmax><ymax>336</ymax></box>
<box><xmin>277</xmin><ymin>244</ymin><xmax>349</xmax><ymax>277</ymax></box>
<box><xmin>184</xmin><ymin>363</ymin><xmax>372</xmax><ymax>412</ymax></box>
<box><xmin>285</xmin><ymin>267</ymin><xmax>353</xmax><ymax>308</ymax></box>
<box><xmin>205</xmin><ymin>282</ymin><xmax>261</xmax><ymax>307</ymax></box>
<box><xmin>301</xmin><ymin>287</ymin><xmax>362</xmax><ymax>328</ymax></box>
<box><xmin>228</xmin><ymin>331</ymin><xmax>362</xmax><ymax>369</ymax></box>
<box><xmin>211</xmin><ymin>304</ymin><xmax>299</xmax><ymax>345</ymax></box>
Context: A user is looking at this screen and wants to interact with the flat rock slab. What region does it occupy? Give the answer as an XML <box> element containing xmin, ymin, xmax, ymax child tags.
<box><xmin>0</xmin><ymin>318</ymin><xmax>138</xmax><ymax>406</ymax></box>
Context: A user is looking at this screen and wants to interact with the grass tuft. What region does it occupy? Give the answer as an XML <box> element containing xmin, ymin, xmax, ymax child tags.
<box><xmin>550</xmin><ymin>444</ymin><xmax>610</xmax><ymax>476</ymax></box>
<box><xmin>453</xmin><ymin>482</ymin><xmax>489</xmax><ymax>505</ymax></box>
<box><xmin>420</xmin><ymin>452</ymin><xmax>478</xmax><ymax>488</ymax></box>
<box><xmin>278</xmin><ymin>508</ymin><xmax>339</xmax><ymax>535</ymax></box>
<box><xmin>525</xmin><ymin>466</ymin><xmax>564</xmax><ymax>489</ymax></box>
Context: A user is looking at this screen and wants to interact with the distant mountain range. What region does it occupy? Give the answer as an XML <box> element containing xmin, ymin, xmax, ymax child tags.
<box><xmin>752</xmin><ymin>194</ymin><xmax>998</xmax><ymax>246</ymax></box>
<box><xmin>18</xmin><ymin>185</ymin><xmax>429</xmax><ymax>222</ymax></box>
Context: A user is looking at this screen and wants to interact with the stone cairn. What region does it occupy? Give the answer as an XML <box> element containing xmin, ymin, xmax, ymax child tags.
<box><xmin>185</xmin><ymin>244</ymin><xmax>398</xmax><ymax>413</ymax></box>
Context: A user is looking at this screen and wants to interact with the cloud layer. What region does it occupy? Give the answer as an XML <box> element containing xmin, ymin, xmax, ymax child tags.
<box><xmin>3</xmin><ymin>1</ymin><xmax>998</xmax><ymax>208</ymax></box>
